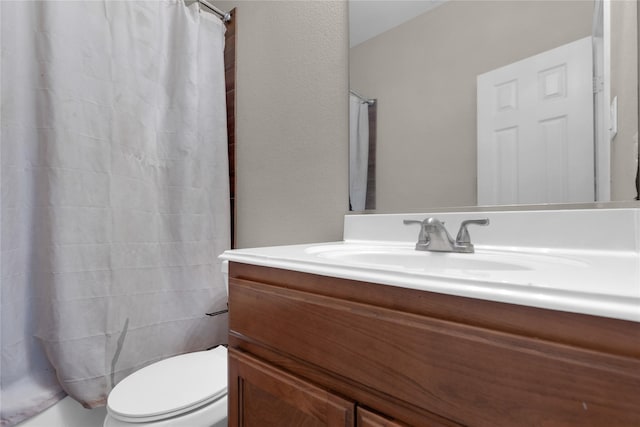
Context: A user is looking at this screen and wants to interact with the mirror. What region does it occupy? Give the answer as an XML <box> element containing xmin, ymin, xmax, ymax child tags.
<box><xmin>349</xmin><ymin>0</ymin><xmax>639</xmax><ymax>212</ymax></box>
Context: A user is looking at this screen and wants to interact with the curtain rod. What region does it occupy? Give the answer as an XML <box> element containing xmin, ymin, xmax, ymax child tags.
<box><xmin>350</xmin><ymin>90</ymin><xmax>375</xmax><ymax>105</ymax></box>
<box><xmin>198</xmin><ymin>0</ymin><xmax>231</xmax><ymax>22</ymax></box>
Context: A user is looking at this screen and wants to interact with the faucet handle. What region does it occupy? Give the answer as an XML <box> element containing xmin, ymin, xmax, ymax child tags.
<box><xmin>403</xmin><ymin>219</ymin><xmax>428</xmax><ymax>245</ymax></box>
<box><xmin>455</xmin><ymin>218</ymin><xmax>489</xmax><ymax>252</ymax></box>
<box><xmin>403</xmin><ymin>218</ymin><xmax>445</xmax><ymax>227</ymax></box>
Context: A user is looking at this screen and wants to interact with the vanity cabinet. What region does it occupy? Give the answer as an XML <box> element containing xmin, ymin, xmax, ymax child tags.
<box><xmin>227</xmin><ymin>262</ymin><xmax>640</xmax><ymax>426</ymax></box>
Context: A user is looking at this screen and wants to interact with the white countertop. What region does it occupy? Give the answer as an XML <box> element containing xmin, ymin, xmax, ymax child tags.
<box><xmin>221</xmin><ymin>207</ymin><xmax>640</xmax><ymax>322</ymax></box>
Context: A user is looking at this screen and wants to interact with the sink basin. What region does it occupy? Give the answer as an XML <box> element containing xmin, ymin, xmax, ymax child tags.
<box><xmin>307</xmin><ymin>245</ymin><xmax>529</xmax><ymax>272</ymax></box>
<box><xmin>303</xmin><ymin>244</ymin><xmax>593</xmax><ymax>280</ymax></box>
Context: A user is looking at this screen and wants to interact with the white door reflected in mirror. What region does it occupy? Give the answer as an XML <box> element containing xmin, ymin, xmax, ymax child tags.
<box><xmin>477</xmin><ymin>36</ymin><xmax>594</xmax><ymax>205</ymax></box>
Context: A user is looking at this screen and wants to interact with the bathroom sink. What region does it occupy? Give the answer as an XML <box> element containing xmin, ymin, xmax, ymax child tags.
<box><xmin>306</xmin><ymin>245</ymin><xmax>530</xmax><ymax>272</ymax></box>
<box><xmin>222</xmin><ymin>240</ymin><xmax>637</xmax><ymax>321</ymax></box>
<box><xmin>221</xmin><ymin>208</ymin><xmax>640</xmax><ymax>322</ymax></box>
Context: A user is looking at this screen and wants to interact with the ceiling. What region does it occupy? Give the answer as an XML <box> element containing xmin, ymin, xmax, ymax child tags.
<box><xmin>349</xmin><ymin>0</ymin><xmax>447</xmax><ymax>48</ymax></box>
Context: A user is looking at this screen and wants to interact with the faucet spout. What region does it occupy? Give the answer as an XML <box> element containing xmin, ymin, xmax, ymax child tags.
<box><xmin>421</xmin><ymin>218</ymin><xmax>457</xmax><ymax>252</ymax></box>
<box><xmin>403</xmin><ymin>217</ymin><xmax>455</xmax><ymax>252</ymax></box>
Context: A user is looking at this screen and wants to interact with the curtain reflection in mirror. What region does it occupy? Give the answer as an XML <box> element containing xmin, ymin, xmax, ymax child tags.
<box><xmin>349</xmin><ymin>92</ymin><xmax>376</xmax><ymax>210</ymax></box>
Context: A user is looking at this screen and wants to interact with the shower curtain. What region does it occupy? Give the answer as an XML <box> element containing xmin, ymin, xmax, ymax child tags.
<box><xmin>349</xmin><ymin>93</ymin><xmax>369</xmax><ymax>211</ymax></box>
<box><xmin>0</xmin><ymin>1</ymin><xmax>230</xmax><ymax>425</ymax></box>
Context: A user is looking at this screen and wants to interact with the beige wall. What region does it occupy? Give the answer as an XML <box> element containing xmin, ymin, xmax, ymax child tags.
<box><xmin>350</xmin><ymin>1</ymin><xmax>593</xmax><ymax>211</ymax></box>
<box><xmin>216</xmin><ymin>1</ymin><xmax>349</xmax><ymax>248</ymax></box>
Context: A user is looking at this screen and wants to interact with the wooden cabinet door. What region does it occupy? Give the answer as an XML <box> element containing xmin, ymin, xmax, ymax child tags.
<box><xmin>229</xmin><ymin>348</ymin><xmax>355</xmax><ymax>427</ymax></box>
<box><xmin>356</xmin><ymin>407</ymin><xmax>409</xmax><ymax>427</ymax></box>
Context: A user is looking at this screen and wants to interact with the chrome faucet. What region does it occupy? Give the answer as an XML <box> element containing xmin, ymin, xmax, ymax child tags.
<box><xmin>403</xmin><ymin>217</ymin><xmax>489</xmax><ymax>253</ymax></box>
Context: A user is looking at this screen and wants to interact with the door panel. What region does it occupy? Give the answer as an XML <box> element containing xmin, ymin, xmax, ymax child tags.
<box><xmin>229</xmin><ymin>349</ymin><xmax>355</xmax><ymax>427</ymax></box>
<box><xmin>477</xmin><ymin>36</ymin><xmax>594</xmax><ymax>205</ymax></box>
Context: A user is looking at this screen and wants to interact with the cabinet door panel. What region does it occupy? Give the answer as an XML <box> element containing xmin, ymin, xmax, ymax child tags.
<box><xmin>229</xmin><ymin>348</ymin><xmax>354</xmax><ymax>427</ymax></box>
<box><xmin>357</xmin><ymin>407</ymin><xmax>409</xmax><ymax>427</ymax></box>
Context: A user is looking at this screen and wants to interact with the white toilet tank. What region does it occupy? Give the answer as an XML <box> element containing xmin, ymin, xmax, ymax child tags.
<box><xmin>104</xmin><ymin>346</ymin><xmax>228</xmax><ymax>427</ymax></box>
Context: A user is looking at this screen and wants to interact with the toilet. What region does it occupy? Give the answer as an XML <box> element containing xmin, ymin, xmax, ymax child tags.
<box><xmin>103</xmin><ymin>345</ymin><xmax>228</xmax><ymax>427</ymax></box>
<box><xmin>104</xmin><ymin>262</ymin><xmax>230</xmax><ymax>427</ymax></box>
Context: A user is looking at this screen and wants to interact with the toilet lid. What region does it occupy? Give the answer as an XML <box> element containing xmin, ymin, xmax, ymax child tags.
<box><xmin>107</xmin><ymin>346</ymin><xmax>227</xmax><ymax>423</ymax></box>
